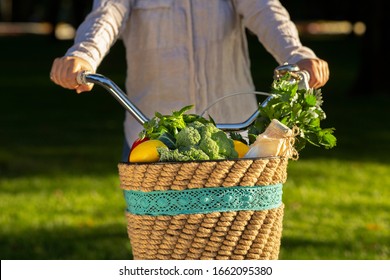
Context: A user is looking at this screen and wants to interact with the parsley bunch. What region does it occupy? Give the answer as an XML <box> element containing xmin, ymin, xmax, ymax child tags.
<box><xmin>248</xmin><ymin>74</ymin><xmax>337</xmax><ymax>151</ymax></box>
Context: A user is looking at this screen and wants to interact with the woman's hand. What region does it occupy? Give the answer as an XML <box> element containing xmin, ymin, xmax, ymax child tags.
<box><xmin>296</xmin><ymin>58</ymin><xmax>329</xmax><ymax>89</ymax></box>
<box><xmin>50</xmin><ymin>56</ymin><xmax>94</xmax><ymax>93</ymax></box>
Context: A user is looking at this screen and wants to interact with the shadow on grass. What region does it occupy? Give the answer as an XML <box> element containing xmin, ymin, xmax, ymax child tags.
<box><xmin>0</xmin><ymin>224</ymin><xmax>132</xmax><ymax>260</ymax></box>
<box><xmin>282</xmin><ymin>91</ymin><xmax>390</xmax><ymax>165</ymax></box>
<box><xmin>0</xmin><ymin>35</ymin><xmax>128</xmax><ymax>179</ymax></box>
<box><xmin>0</xmin><ymin>144</ymin><xmax>123</xmax><ymax>179</ymax></box>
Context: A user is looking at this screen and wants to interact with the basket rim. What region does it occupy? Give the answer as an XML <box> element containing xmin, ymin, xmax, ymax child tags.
<box><xmin>119</xmin><ymin>156</ymin><xmax>286</xmax><ymax>166</ymax></box>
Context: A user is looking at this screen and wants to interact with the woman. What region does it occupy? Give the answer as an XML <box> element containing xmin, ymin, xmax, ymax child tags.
<box><xmin>50</xmin><ymin>0</ymin><xmax>329</xmax><ymax>160</ymax></box>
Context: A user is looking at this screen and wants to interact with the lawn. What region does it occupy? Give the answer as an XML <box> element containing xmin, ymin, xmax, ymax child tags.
<box><xmin>0</xmin><ymin>34</ymin><xmax>389</xmax><ymax>260</ymax></box>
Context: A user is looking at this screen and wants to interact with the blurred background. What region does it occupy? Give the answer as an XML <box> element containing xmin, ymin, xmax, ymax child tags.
<box><xmin>0</xmin><ymin>0</ymin><xmax>389</xmax><ymax>260</ymax></box>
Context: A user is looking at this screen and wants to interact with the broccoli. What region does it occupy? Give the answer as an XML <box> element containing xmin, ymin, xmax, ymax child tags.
<box><xmin>158</xmin><ymin>146</ymin><xmax>210</xmax><ymax>162</ymax></box>
<box><xmin>199</xmin><ymin>137</ymin><xmax>221</xmax><ymax>159</ymax></box>
<box><xmin>176</xmin><ymin>126</ymin><xmax>201</xmax><ymax>148</ymax></box>
<box><xmin>157</xmin><ymin>120</ymin><xmax>238</xmax><ymax>161</ymax></box>
<box><xmin>181</xmin><ymin>147</ymin><xmax>210</xmax><ymax>161</ymax></box>
<box><xmin>158</xmin><ymin>147</ymin><xmax>189</xmax><ymax>162</ymax></box>
<box><xmin>211</xmin><ymin>130</ymin><xmax>238</xmax><ymax>158</ymax></box>
<box><xmin>198</xmin><ymin>122</ymin><xmax>238</xmax><ymax>159</ymax></box>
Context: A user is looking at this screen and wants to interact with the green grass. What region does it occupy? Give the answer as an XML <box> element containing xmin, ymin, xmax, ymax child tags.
<box><xmin>282</xmin><ymin>159</ymin><xmax>390</xmax><ymax>259</ymax></box>
<box><xmin>1</xmin><ymin>34</ymin><xmax>389</xmax><ymax>260</ymax></box>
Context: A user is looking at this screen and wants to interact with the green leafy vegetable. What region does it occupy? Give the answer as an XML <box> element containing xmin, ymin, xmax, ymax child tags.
<box><xmin>139</xmin><ymin>106</ymin><xmax>238</xmax><ymax>161</ymax></box>
<box><xmin>229</xmin><ymin>132</ymin><xmax>248</xmax><ymax>145</ymax></box>
<box><xmin>248</xmin><ymin>73</ymin><xmax>337</xmax><ymax>150</ymax></box>
<box><xmin>139</xmin><ymin>105</ymin><xmax>210</xmax><ymax>141</ymax></box>
<box><xmin>159</xmin><ymin>121</ymin><xmax>238</xmax><ymax>161</ymax></box>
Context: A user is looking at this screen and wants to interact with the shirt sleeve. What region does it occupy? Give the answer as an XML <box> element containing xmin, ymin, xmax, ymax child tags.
<box><xmin>65</xmin><ymin>0</ymin><xmax>131</xmax><ymax>71</ymax></box>
<box><xmin>233</xmin><ymin>0</ymin><xmax>317</xmax><ymax>65</ymax></box>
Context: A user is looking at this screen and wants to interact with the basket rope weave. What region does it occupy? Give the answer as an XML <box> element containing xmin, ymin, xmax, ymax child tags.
<box><xmin>118</xmin><ymin>157</ymin><xmax>288</xmax><ymax>260</ymax></box>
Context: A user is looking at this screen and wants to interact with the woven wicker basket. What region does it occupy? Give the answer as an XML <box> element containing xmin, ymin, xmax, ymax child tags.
<box><xmin>118</xmin><ymin>156</ymin><xmax>288</xmax><ymax>260</ymax></box>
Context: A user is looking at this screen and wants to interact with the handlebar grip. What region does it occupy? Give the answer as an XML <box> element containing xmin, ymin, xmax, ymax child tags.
<box><xmin>76</xmin><ymin>70</ymin><xmax>92</xmax><ymax>85</ymax></box>
<box><xmin>274</xmin><ymin>64</ymin><xmax>310</xmax><ymax>90</ymax></box>
<box><xmin>297</xmin><ymin>70</ymin><xmax>310</xmax><ymax>90</ymax></box>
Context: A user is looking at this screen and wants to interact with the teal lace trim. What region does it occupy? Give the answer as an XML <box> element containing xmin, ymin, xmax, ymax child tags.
<box><xmin>124</xmin><ymin>184</ymin><xmax>283</xmax><ymax>216</ymax></box>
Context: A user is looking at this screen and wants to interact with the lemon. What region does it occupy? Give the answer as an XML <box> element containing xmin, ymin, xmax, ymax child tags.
<box><xmin>233</xmin><ymin>140</ymin><xmax>249</xmax><ymax>158</ymax></box>
<box><xmin>129</xmin><ymin>139</ymin><xmax>167</xmax><ymax>163</ymax></box>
